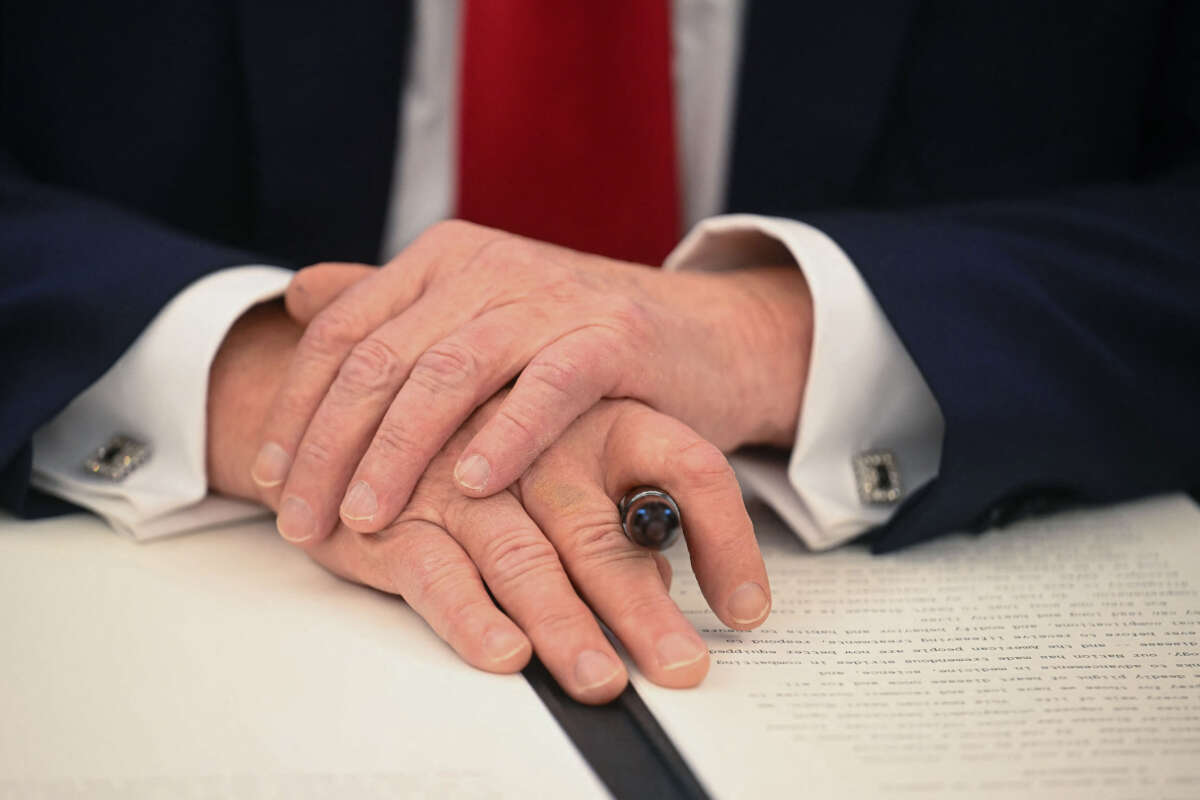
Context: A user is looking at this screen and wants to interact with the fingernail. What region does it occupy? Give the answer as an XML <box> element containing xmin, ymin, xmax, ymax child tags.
<box><xmin>454</xmin><ymin>454</ymin><xmax>491</xmax><ymax>491</ymax></box>
<box><xmin>728</xmin><ymin>582</ymin><xmax>770</xmax><ymax>624</ymax></box>
<box><xmin>251</xmin><ymin>442</ymin><xmax>290</xmax><ymax>487</ymax></box>
<box><xmin>574</xmin><ymin>649</ymin><xmax>622</xmax><ymax>691</ymax></box>
<box><xmin>655</xmin><ymin>632</ymin><xmax>707</xmax><ymax>671</ymax></box>
<box><xmin>483</xmin><ymin>628</ymin><xmax>527</xmax><ymax>663</ymax></box>
<box><xmin>276</xmin><ymin>496</ymin><xmax>316</xmax><ymax>543</ymax></box>
<box><xmin>340</xmin><ymin>480</ymin><xmax>378</xmax><ymax>521</ymax></box>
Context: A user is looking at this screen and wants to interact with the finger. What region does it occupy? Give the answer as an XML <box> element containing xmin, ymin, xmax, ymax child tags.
<box><xmin>342</xmin><ymin>310</ymin><xmax>568</xmax><ymax>533</ymax></box>
<box><xmin>445</xmin><ymin>493</ymin><xmax>627</xmax><ymax>704</ymax></box>
<box><xmin>285</xmin><ymin>263</ymin><xmax>377</xmax><ymax>325</ymax></box>
<box><xmin>308</xmin><ymin>520</ymin><xmax>531</xmax><ymax>673</ymax></box>
<box><xmin>251</xmin><ymin>269</ymin><xmax>425</xmax><ymax>509</ymax></box>
<box><xmin>253</xmin><ymin>225</ymin><xmax>505</xmax><ymax>513</ymax></box>
<box><xmin>604</xmin><ymin>407</ymin><xmax>771</xmax><ymax>631</ymax></box>
<box><xmin>454</xmin><ymin>330</ymin><xmax>624</xmax><ymax>497</ymax></box>
<box><xmin>520</xmin><ymin>462</ymin><xmax>709</xmax><ymax>688</ymax></box>
<box><xmin>274</xmin><ymin>294</ymin><xmax>464</xmax><ymax>543</ymax></box>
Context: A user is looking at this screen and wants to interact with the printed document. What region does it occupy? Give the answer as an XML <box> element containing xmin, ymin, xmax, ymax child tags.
<box><xmin>631</xmin><ymin>495</ymin><xmax>1200</xmax><ymax>799</ymax></box>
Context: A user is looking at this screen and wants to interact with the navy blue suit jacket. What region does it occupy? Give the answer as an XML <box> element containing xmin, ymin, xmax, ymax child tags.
<box><xmin>2</xmin><ymin>1</ymin><xmax>1197</xmax><ymax>551</ymax></box>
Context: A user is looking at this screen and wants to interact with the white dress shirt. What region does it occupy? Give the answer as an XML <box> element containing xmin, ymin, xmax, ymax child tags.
<box><xmin>32</xmin><ymin>0</ymin><xmax>944</xmax><ymax>550</ymax></box>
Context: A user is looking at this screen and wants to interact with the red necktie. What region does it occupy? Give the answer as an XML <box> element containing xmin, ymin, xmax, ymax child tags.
<box><xmin>457</xmin><ymin>0</ymin><xmax>680</xmax><ymax>265</ymax></box>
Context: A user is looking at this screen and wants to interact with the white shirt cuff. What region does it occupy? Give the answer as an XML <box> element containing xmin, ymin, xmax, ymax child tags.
<box><xmin>31</xmin><ymin>265</ymin><xmax>294</xmax><ymax>540</ymax></box>
<box><xmin>664</xmin><ymin>214</ymin><xmax>945</xmax><ymax>550</ymax></box>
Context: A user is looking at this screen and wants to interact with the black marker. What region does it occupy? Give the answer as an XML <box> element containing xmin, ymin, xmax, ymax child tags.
<box><xmin>619</xmin><ymin>487</ymin><xmax>681</xmax><ymax>550</ymax></box>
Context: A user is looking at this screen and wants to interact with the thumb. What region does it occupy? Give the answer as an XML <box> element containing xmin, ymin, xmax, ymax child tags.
<box><xmin>285</xmin><ymin>262</ymin><xmax>377</xmax><ymax>325</ymax></box>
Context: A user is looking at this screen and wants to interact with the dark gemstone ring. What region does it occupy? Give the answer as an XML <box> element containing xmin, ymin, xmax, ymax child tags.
<box><xmin>618</xmin><ymin>487</ymin><xmax>682</xmax><ymax>550</ymax></box>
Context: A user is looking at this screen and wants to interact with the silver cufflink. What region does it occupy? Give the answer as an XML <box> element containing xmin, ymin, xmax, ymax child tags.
<box><xmin>853</xmin><ymin>449</ymin><xmax>902</xmax><ymax>505</ymax></box>
<box><xmin>83</xmin><ymin>434</ymin><xmax>150</xmax><ymax>481</ymax></box>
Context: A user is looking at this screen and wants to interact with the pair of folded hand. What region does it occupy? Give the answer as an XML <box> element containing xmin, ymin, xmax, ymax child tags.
<box><xmin>205</xmin><ymin>220</ymin><xmax>813</xmax><ymax>704</ymax></box>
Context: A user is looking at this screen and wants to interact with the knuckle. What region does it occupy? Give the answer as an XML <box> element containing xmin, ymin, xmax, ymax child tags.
<box><xmin>438</xmin><ymin>596</ymin><xmax>495</xmax><ymax>643</ymax></box>
<box><xmin>472</xmin><ymin>234</ymin><xmax>530</xmax><ymax>270</ymax></box>
<box><xmin>491</xmin><ymin>405</ymin><xmax>542</xmax><ymax>453</ymax></box>
<box><xmin>562</xmin><ymin>512</ymin><xmax>637</xmax><ymax>567</ymax></box>
<box><xmin>539</xmin><ymin>276</ymin><xmax>586</xmax><ymax>305</ymax></box>
<box><xmin>523</xmin><ymin>355</ymin><xmax>584</xmax><ymax>399</ymax></box>
<box><xmin>529</xmin><ymin>605</ymin><xmax>594</xmax><ymax>640</ymax></box>
<box><xmin>602</xmin><ymin>294</ymin><xmax>653</xmax><ymax>342</ymax></box>
<box><xmin>304</xmin><ymin>306</ymin><xmax>368</xmax><ymax>358</ymax></box>
<box><xmin>425</xmin><ymin>218</ymin><xmax>475</xmax><ymax>242</ymax></box>
<box><xmin>589</xmin><ymin>330</ymin><xmax>628</xmax><ymax>365</ymax></box>
<box><xmin>480</xmin><ymin>529</ymin><xmax>562</xmax><ymax>591</ymax></box>
<box><xmin>295</xmin><ymin>434</ymin><xmax>337</xmax><ymax>469</ymax></box>
<box><xmin>613</xmin><ymin>591</ymin><xmax>678</xmax><ymax>628</ymax></box>
<box><xmin>405</xmin><ymin>544</ymin><xmax>469</xmax><ymax>603</ymax></box>
<box><xmin>399</xmin><ymin>493</ymin><xmax>445</xmax><ymax>529</ymax></box>
<box><xmin>336</xmin><ymin>337</ymin><xmax>406</xmax><ymax>397</ymax></box>
<box><xmin>677</xmin><ymin>439</ymin><xmax>735</xmax><ymax>490</ymax></box>
<box><xmin>369</xmin><ymin>419</ymin><xmax>423</xmax><ymax>462</ymax></box>
<box><xmin>409</xmin><ymin>341</ymin><xmax>479</xmax><ymax>393</ymax></box>
<box><xmin>569</xmin><ymin>325</ymin><xmax>631</xmax><ymax>375</ymax></box>
<box><xmin>471</xmin><ymin>238</ymin><xmax>557</xmax><ymax>297</ymax></box>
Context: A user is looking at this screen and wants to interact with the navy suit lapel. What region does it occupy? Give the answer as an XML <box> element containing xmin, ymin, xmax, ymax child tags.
<box><xmin>727</xmin><ymin>1</ymin><xmax>920</xmax><ymax>214</ymax></box>
<box><xmin>236</xmin><ymin>0</ymin><xmax>412</xmax><ymax>264</ymax></box>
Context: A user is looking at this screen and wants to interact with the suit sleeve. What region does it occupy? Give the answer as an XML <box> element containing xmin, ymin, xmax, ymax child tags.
<box><xmin>30</xmin><ymin>266</ymin><xmax>293</xmax><ymax>539</ymax></box>
<box><xmin>0</xmin><ymin>150</ymin><xmax>270</xmax><ymax>517</ymax></box>
<box><xmin>798</xmin><ymin>161</ymin><xmax>1200</xmax><ymax>552</ymax></box>
<box><xmin>768</xmin><ymin>3</ymin><xmax>1200</xmax><ymax>552</ymax></box>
